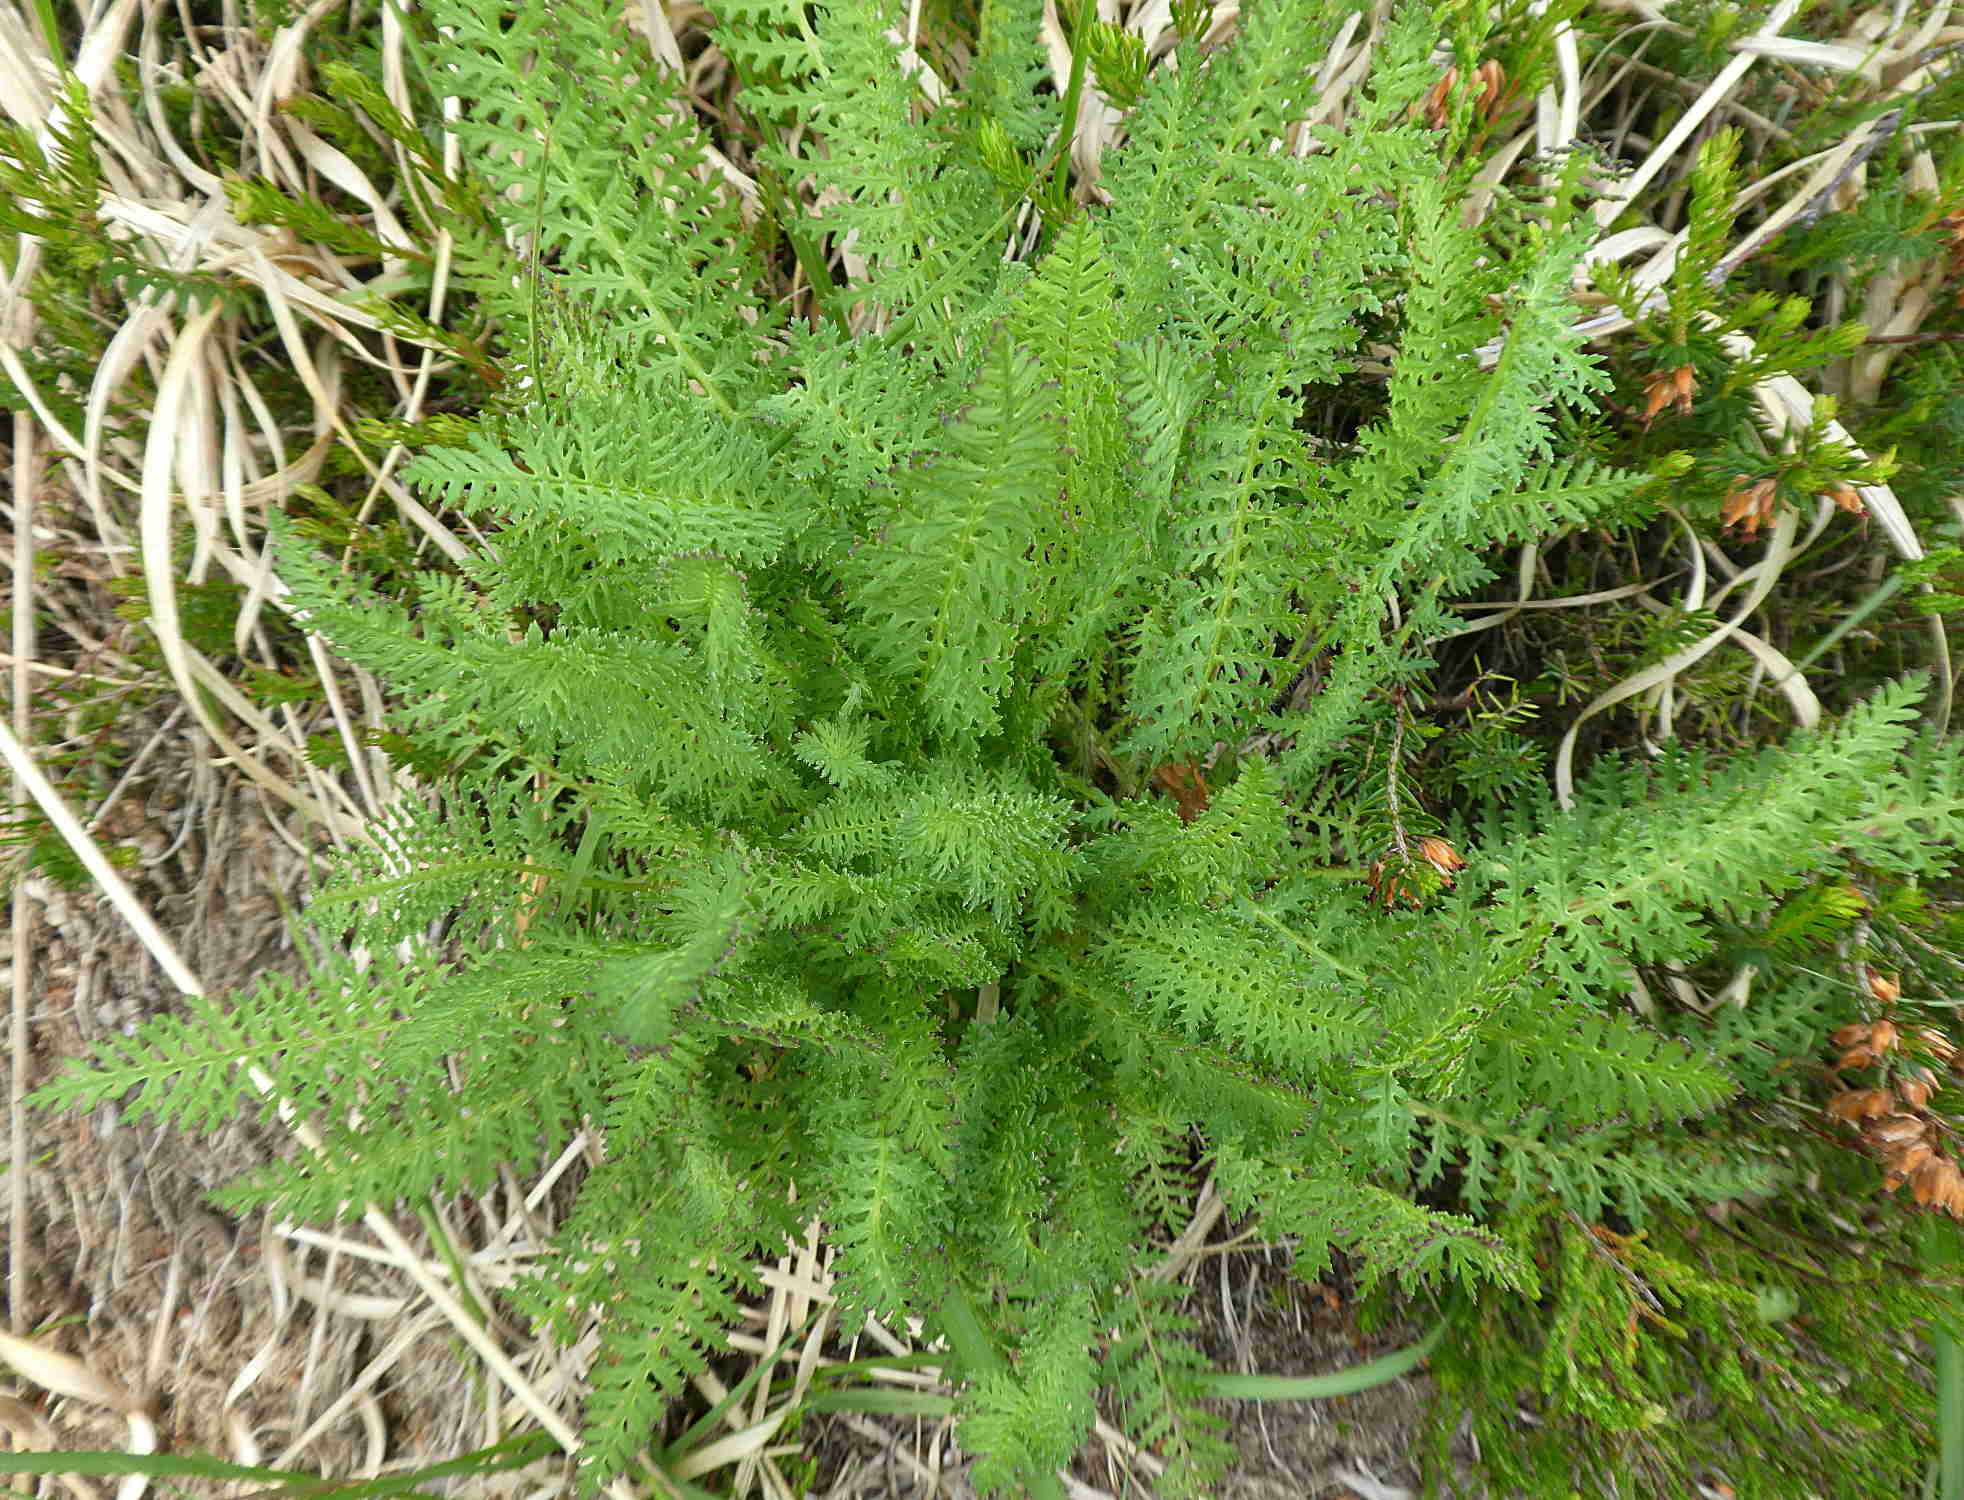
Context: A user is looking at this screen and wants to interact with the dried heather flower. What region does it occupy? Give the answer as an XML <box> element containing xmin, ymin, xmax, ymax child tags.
<box><xmin>1917</xmin><ymin>1027</ymin><xmax>1958</xmax><ymax>1063</ymax></box>
<box><xmin>1885</xmin><ymin>1140</ymin><xmax>1935</xmax><ymax>1188</ymax></box>
<box><xmin>1417</xmin><ymin>836</ymin><xmax>1466</xmax><ymax>879</ymax></box>
<box><xmin>1720</xmin><ymin>476</ymin><xmax>1779</xmax><ymax>536</ymax></box>
<box><xmin>1901</xmin><ymin>1068</ymin><xmax>1939</xmax><ymax>1111</ymax></box>
<box><xmin>1940</xmin><ymin>1167</ymin><xmax>1964</xmax><ymax>1218</ymax></box>
<box><xmin>1867</xmin><ymin>1114</ymin><xmax>1927</xmax><ymax>1147</ymax></box>
<box><xmin>1911</xmin><ymin>1156</ymin><xmax>1956</xmax><ymax>1208</ymax></box>
<box><xmin>1641</xmin><ymin>364</ymin><xmax>1696</xmax><ymax>427</ymax></box>
<box><xmin>1828</xmin><ymin>1087</ymin><xmax>1894</xmax><ymax>1122</ymax></box>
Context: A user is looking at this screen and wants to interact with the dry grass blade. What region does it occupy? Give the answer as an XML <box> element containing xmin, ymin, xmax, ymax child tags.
<box><xmin>1553</xmin><ymin>506</ymin><xmax>1801</xmax><ymax>805</ymax></box>
<box><xmin>1591</xmin><ymin>0</ymin><xmax>1808</xmax><ymax>227</ymax></box>
<box><xmin>1441</xmin><ymin>0</ymin><xmax>1961</xmax><ymax>779</ymax></box>
<box><xmin>9</xmin><ymin>406</ymin><xmax>36</xmax><ymax>1337</ymax></box>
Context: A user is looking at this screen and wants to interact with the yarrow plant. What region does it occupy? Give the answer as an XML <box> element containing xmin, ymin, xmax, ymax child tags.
<box><xmin>36</xmin><ymin>0</ymin><xmax>1964</xmax><ymax>1492</ymax></box>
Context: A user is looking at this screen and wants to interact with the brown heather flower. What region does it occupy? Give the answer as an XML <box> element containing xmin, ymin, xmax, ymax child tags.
<box><xmin>1640</xmin><ymin>364</ymin><xmax>1696</xmax><ymax>428</ymax></box>
<box><xmin>1365</xmin><ymin>858</ymin><xmax>1411</xmax><ymax>909</ymax></box>
<box><xmin>1916</xmin><ymin>1027</ymin><xmax>1958</xmax><ymax>1063</ymax></box>
<box><xmin>1367</xmin><ymin>837</ymin><xmax>1469</xmax><ymax>908</ymax></box>
<box><xmin>1939</xmin><ymin>1173</ymin><xmax>1964</xmax><ymax>1219</ymax></box>
<box><xmin>1830</xmin><ymin>1017</ymin><xmax>1901</xmax><ymax>1072</ymax></box>
<box><xmin>1910</xmin><ymin>1157</ymin><xmax>1964</xmax><ymax>1217</ymax></box>
<box><xmin>1828</xmin><ymin>1087</ymin><xmax>1894</xmax><ymax>1122</ymax></box>
<box><xmin>1825</xmin><ymin>1003</ymin><xmax>1964</xmax><ymax>1216</ymax></box>
<box><xmin>1901</xmin><ymin>1067</ymin><xmax>1939</xmax><ymax>1111</ymax></box>
<box><xmin>1911</xmin><ymin>1157</ymin><xmax>1946</xmax><ymax>1204</ymax></box>
<box><xmin>1866</xmin><ymin>1113</ymin><xmax>1927</xmax><ymax>1148</ymax></box>
<box><xmin>1151</xmin><ymin>762</ymin><xmax>1210</xmax><ymax>825</ymax></box>
<box><xmin>1420</xmin><ymin>69</ymin><xmax>1456</xmax><ymax>129</ymax></box>
<box><xmin>1417</xmin><ymin>836</ymin><xmax>1467</xmax><ymax>879</ymax></box>
<box><xmin>1884</xmin><ymin>1140</ymin><xmax>1936</xmax><ymax>1189</ymax></box>
<box><xmin>1419</xmin><ymin>59</ymin><xmax>1507</xmax><ymax>129</ymax></box>
<box><xmin>1825</xmin><ymin>484</ymin><xmax>1865</xmax><ymax>517</ymax></box>
<box><xmin>1719</xmin><ymin>475</ymin><xmax>1780</xmax><ymax>537</ymax></box>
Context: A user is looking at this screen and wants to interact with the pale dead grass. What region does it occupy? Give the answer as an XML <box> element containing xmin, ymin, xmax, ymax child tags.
<box><xmin>1</xmin><ymin>0</ymin><xmax>1960</xmax><ymax>1495</ymax></box>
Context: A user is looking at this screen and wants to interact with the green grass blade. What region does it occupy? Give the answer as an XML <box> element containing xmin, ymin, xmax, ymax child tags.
<box><xmin>1194</xmin><ymin>1318</ymin><xmax>1447</xmax><ymax>1400</ymax></box>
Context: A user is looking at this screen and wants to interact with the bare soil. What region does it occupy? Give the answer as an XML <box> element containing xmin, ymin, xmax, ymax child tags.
<box><xmin>802</xmin><ymin>1254</ymin><xmax>1450</xmax><ymax>1499</ymax></box>
<box><xmin>5</xmin><ymin>708</ymin><xmax>502</xmax><ymax>1486</ymax></box>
